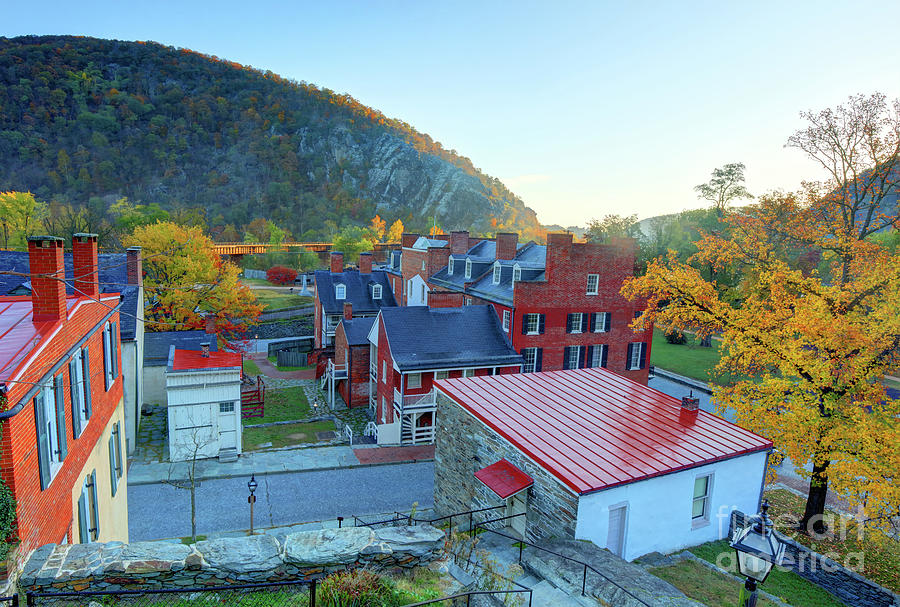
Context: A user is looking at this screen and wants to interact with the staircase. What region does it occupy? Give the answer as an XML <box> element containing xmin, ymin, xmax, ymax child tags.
<box><xmin>217</xmin><ymin>447</ymin><xmax>238</xmax><ymax>463</ymax></box>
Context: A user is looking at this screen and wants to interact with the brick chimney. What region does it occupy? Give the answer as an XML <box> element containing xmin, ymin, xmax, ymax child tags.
<box><xmin>343</xmin><ymin>302</ymin><xmax>353</xmax><ymax>320</ymax></box>
<box><xmin>426</xmin><ymin>245</ymin><xmax>451</xmax><ymax>276</ymax></box>
<box><xmin>359</xmin><ymin>252</ymin><xmax>372</xmax><ymax>274</ymax></box>
<box><xmin>428</xmin><ymin>291</ymin><xmax>464</xmax><ymax>308</ymax></box>
<box><xmin>450</xmin><ymin>231</ymin><xmax>470</xmax><ymax>255</ymax></box>
<box><xmin>545</xmin><ymin>232</ymin><xmax>574</xmax><ymax>282</ymax></box>
<box><xmin>126</xmin><ymin>246</ymin><xmax>143</xmax><ymax>287</ymax></box>
<box><xmin>27</xmin><ymin>236</ymin><xmax>67</xmax><ymax>322</ymax></box>
<box><xmin>205</xmin><ymin>313</ymin><xmax>216</xmax><ymax>334</ymax></box>
<box><xmin>495</xmin><ymin>233</ymin><xmax>518</xmax><ymax>260</ymax></box>
<box><xmin>72</xmin><ymin>233</ymin><xmax>100</xmax><ymax>300</ymax></box>
<box><xmin>330</xmin><ymin>252</ymin><xmax>344</xmax><ymax>273</ymax></box>
<box><xmin>200</xmin><ymin>342</ymin><xmax>210</xmax><ymax>358</ymax></box>
<box><xmin>401</xmin><ymin>233</ymin><xmax>420</xmax><ymax>249</ymax></box>
<box><xmin>681</xmin><ymin>394</ymin><xmax>700</xmax><ymax>412</ymax></box>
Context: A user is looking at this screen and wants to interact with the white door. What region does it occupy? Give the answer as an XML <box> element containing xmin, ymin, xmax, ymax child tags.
<box><xmin>507</xmin><ymin>492</ymin><xmax>528</xmax><ymax>537</ymax></box>
<box><xmin>218</xmin><ymin>402</ymin><xmax>237</xmax><ymax>450</ymax></box>
<box><xmin>170</xmin><ymin>404</ymin><xmax>217</xmax><ymax>462</ymax></box>
<box><xmin>607</xmin><ymin>504</ymin><xmax>627</xmax><ymax>557</ymax></box>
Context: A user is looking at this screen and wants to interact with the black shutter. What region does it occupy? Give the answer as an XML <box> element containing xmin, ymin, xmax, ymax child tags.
<box><xmin>579</xmin><ymin>346</ymin><xmax>587</xmax><ymax>369</ymax></box>
<box><xmin>69</xmin><ymin>358</ymin><xmax>82</xmax><ymax>438</ymax></box>
<box><xmin>34</xmin><ymin>398</ymin><xmax>50</xmax><ymax>491</ymax></box>
<box><xmin>538</xmin><ymin>314</ymin><xmax>545</xmax><ymax>334</ymax></box>
<box><xmin>54</xmin><ymin>374</ymin><xmax>67</xmax><ymax>460</ymax></box>
<box><xmin>586</xmin><ymin>345</ymin><xmax>594</xmax><ymax>367</ymax></box>
<box><xmin>582</xmin><ymin>313</ymin><xmax>590</xmax><ymax>332</ymax></box>
<box><xmin>588</xmin><ymin>313</ymin><xmax>596</xmax><ymax>333</ymax></box>
<box><xmin>521</xmin><ymin>314</ymin><xmax>528</xmax><ymax>335</ymax></box>
<box><xmin>639</xmin><ymin>342</ymin><xmax>647</xmax><ymax>370</ymax></box>
<box><xmin>626</xmin><ymin>343</ymin><xmax>634</xmax><ymax>370</ymax></box>
<box><xmin>601</xmin><ymin>344</ymin><xmax>608</xmax><ymax>368</ymax></box>
<box><xmin>535</xmin><ymin>348</ymin><xmax>543</xmax><ymax>372</ymax></box>
<box><xmin>562</xmin><ymin>347</ymin><xmax>570</xmax><ymax>369</ymax></box>
<box><xmin>82</xmin><ymin>346</ymin><xmax>92</xmax><ymax>419</ymax></box>
<box><xmin>565</xmin><ymin>314</ymin><xmax>573</xmax><ymax>333</ymax></box>
<box><xmin>604</xmin><ymin>312</ymin><xmax>611</xmax><ymax>332</ymax></box>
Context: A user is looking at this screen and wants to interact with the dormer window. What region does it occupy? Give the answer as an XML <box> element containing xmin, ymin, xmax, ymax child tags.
<box><xmin>448</xmin><ymin>258</ymin><xmax>455</xmax><ymax>275</ymax></box>
<box><xmin>492</xmin><ymin>263</ymin><xmax>502</xmax><ymax>285</ymax></box>
<box><xmin>465</xmin><ymin>258</ymin><xmax>472</xmax><ymax>279</ymax></box>
<box><xmin>335</xmin><ymin>284</ymin><xmax>346</xmax><ymax>300</ymax></box>
<box><xmin>372</xmin><ymin>284</ymin><xmax>382</xmax><ymax>300</ymax></box>
<box><xmin>512</xmin><ymin>264</ymin><xmax>521</xmax><ymax>284</ymax></box>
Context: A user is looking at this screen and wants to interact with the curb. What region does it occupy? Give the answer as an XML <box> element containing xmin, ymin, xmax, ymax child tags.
<box><xmin>651</xmin><ymin>366</ymin><xmax>714</xmax><ymax>395</ymax></box>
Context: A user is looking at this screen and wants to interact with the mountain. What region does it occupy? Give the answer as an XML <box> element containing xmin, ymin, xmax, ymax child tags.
<box><xmin>0</xmin><ymin>36</ymin><xmax>543</xmax><ymax>241</ymax></box>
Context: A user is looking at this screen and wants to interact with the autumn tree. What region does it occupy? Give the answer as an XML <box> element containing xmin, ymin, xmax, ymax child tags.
<box><xmin>585</xmin><ymin>213</ymin><xmax>640</xmax><ymax>243</ymax></box>
<box><xmin>370</xmin><ymin>214</ymin><xmax>386</xmax><ymax>241</ymax></box>
<box><xmin>124</xmin><ymin>222</ymin><xmax>263</xmax><ymax>343</ymax></box>
<box><xmin>0</xmin><ymin>191</ymin><xmax>48</xmax><ymax>250</ymax></box>
<box><xmin>332</xmin><ymin>225</ymin><xmax>378</xmax><ymax>264</ymax></box>
<box><xmin>386</xmin><ymin>219</ymin><xmax>404</xmax><ymax>242</ymax></box>
<box><xmin>622</xmin><ymin>94</ymin><xmax>900</xmax><ymax>534</ymax></box>
<box><xmin>694</xmin><ymin>162</ymin><xmax>754</xmax><ymax>217</ymax></box>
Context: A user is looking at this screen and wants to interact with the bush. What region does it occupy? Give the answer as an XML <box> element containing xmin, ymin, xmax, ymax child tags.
<box><xmin>319</xmin><ymin>569</ymin><xmax>395</xmax><ymax>607</ymax></box>
<box><xmin>266</xmin><ymin>265</ymin><xmax>298</xmax><ymax>285</ymax></box>
<box><xmin>0</xmin><ymin>480</ymin><xmax>15</xmax><ymax>558</ymax></box>
<box><xmin>665</xmin><ymin>330</ymin><xmax>687</xmax><ymax>345</ymax></box>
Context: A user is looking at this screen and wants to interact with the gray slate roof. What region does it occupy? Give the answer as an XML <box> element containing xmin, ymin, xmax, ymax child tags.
<box><xmin>144</xmin><ymin>330</ymin><xmax>218</xmax><ymax>367</ymax></box>
<box><xmin>315</xmin><ymin>269</ymin><xmax>397</xmax><ymax>315</ymax></box>
<box><xmin>380</xmin><ymin>305</ymin><xmax>522</xmax><ymax>372</ymax></box>
<box><xmin>340</xmin><ymin>316</ymin><xmax>376</xmax><ymax>346</ymax></box>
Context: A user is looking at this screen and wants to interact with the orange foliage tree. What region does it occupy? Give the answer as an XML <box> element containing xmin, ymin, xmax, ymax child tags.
<box><xmin>370</xmin><ymin>214</ymin><xmax>386</xmax><ymax>241</ymax></box>
<box><xmin>386</xmin><ymin>219</ymin><xmax>404</xmax><ymax>242</ymax></box>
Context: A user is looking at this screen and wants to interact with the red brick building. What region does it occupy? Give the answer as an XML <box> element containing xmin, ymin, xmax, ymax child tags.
<box><xmin>0</xmin><ymin>235</ymin><xmax>128</xmax><ymax>559</ymax></box>
<box><xmin>331</xmin><ymin>309</ymin><xmax>375</xmax><ymax>408</ymax></box>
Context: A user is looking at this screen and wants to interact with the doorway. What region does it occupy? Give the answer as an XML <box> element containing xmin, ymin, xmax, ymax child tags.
<box><xmin>607</xmin><ymin>503</ymin><xmax>628</xmax><ymax>557</ymax></box>
<box><xmin>506</xmin><ymin>491</ymin><xmax>528</xmax><ymax>537</ymax></box>
<box><xmin>218</xmin><ymin>402</ymin><xmax>237</xmax><ymax>450</ymax></box>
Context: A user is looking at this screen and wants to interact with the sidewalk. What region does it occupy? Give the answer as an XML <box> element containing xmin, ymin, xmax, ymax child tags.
<box><xmin>128</xmin><ymin>443</ymin><xmax>436</xmax><ymax>485</ymax></box>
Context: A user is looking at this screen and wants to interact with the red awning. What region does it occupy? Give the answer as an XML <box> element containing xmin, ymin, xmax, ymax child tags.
<box><xmin>475</xmin><ymin>459</ymin><xmax>533</xmax><ymax>499</ymax></box>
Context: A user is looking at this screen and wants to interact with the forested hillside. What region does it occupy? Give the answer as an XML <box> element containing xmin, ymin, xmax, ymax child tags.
<box><xmin>0</xmin><ymin>36</ymin><xmax>542</xmax><ymax>242</ymax></box>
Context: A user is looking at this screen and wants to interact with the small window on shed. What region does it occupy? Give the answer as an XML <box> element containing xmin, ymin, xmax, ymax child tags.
<box><xmin>335</xmin><ymin>284</ymin><xmax>346</xmax><ymax>300</ymax></box>
<box><xmin>372</xmin><ymin>284</ymin><xmax>382</xmax><ymax>300</ymax></box>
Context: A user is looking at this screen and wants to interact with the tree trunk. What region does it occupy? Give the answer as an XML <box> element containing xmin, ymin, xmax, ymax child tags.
<box><xmin>190</xmin><ymin>458</ymin><xmax>197</xmax><ymax>542</ymax></box>
<box><xmin>800</xmin><ymin>458</ymin><xmax>830</xmax><ymax>534</ymax></box>
<box><xmin>700</xmin><ymin>335</ymin><xmax>712</xmax><ymax>348</ymax></box>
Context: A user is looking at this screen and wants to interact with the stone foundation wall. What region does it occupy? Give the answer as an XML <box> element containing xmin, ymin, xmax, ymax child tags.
<box><xmin>434</xmin><ymin>392</ymin><xmax>579</xmax><ymax>542</ymax></box>
<box><xmin>730</xmin><ymin>511</ymin><xmax>900</xmax><ymax>607</ymax></box>
<box><xmin>19</xmin><ymin>525</ymin><xmax>444</xmax><ymax>593</ymax></box>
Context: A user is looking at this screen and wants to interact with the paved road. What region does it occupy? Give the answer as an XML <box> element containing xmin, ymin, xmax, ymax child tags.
<box><xmin>128</xmin><ymin>462</ymin><xmax>434</xmax><ymax>541</ymax></box>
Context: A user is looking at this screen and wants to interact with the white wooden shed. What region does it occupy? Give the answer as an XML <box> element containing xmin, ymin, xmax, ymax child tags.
<box><xmin>165</xmin><ymin>345</ymin><xmax>243</xmax><ymax>462</ymax></box>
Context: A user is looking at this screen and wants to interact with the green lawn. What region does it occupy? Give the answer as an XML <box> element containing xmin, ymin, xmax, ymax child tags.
<box><xmin>250</xmin><ymin>288</ymin><xmax>313</xmax><ymax>311</ymax></box>
<box><xmin>241</xmin><ymin>277</ymin><xmax>273</xmax><ymax>286</ymax></box>
<box><xmin>243</xmin><ymin>420</ymin><xmax>337</xmax><ymax>450</ymax></box>
<box><xmin>688</xmin><ymin>539</ymin><xmax>848</xmax><ymax>606</ymax></box>
<box><xmin>244</xmin><ymin>386</ymin><xmax>311</xmax><ymax>425</ymax></box>
<box><xmin>242</xmin><ymin>359</ymin><xmax>262</xmax><ymax>377</ymax></box>
<box><xmin>651</xmin><ymin>559</ymin><xmax>781</xmax><ymax>607</ymax></box>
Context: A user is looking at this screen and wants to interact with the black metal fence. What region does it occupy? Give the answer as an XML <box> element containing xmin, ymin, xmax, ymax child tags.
<box><xmin>26</xmin><ymin>580</ymin><xmax>313</xmax><ymax>606</ymax></box>
<box><xmin>0</xmin><ymin>596</ymin><xmax>17</xmax><ymax>606</ymax></box>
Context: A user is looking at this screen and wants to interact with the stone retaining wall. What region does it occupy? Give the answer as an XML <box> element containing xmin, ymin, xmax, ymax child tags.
<box><xmin>731</xmin><ymin>511</ymin><xmax>900</xmax><ymax>607</ymax></box>
<box><xmin>20</xmin><ymin>525</ymin><xmax>444</xmax><ymax>593</ymax></box>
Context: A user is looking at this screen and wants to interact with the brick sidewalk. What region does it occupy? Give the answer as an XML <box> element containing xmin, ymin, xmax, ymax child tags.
<box><xmin>354</xmin><ymin>445</ymin><xmax>435</xmax><ymax>465</ymax></box>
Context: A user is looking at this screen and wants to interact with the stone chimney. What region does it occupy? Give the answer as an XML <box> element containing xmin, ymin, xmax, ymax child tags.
<box><xmin>401</xmin><ymin>233</ymin><xmax>420</xmax><ymax>248</ymax></box>
<box><xmin>330</xmin><ymin>252</ymin><xmax>344</xmax><ymax>273</ymax></box>
<box><xmin>359</xmin><ymin>252</ymin><xmax>372</xmax><ymax>274</ymax></box>
<box><xmin>126</xmin><ymin>246</ymin><xmax>143</xmax><ymax>287</ymax></box>
<box><xmin>27</xmin><ymin>236</ymin><xmax>67</xmax><ymax>322</ymax></box>
<box><xmin>428</xmin><ymin>291</ymin><xmax>464</xmax><ymax>308</ymax></box>
<box><xmin>200</xmin><ymin>342</ymin><xmax>210</xmax><ymax>358</ymax></box>
<box><xmin>495</xmin><ymin>233</ymin><xmax>518</xmax><ymax>260</ymax></box>
<box><xmin>72</xmin><ymin>233</ymin><xmax>100</xmax><ymax>300</ymax></box>
<box><xmin>343</xmin><ymin>302</ymin><xmax>353</xmax><ymax>320</ymax></box>
<box><xmin>681</xmin><ymin>394</ymin><xmax>700</xmax><ymax>412</ymax></box>
<box><xmin>450</xmin><ymin>231</ymin><xmax>470</xmax><ymax>255</ymax></box>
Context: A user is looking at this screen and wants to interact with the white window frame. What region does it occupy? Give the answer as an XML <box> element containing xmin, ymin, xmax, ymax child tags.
<box><xmin>565</xmin><ymin>345</ymin><xmax>582</xmax><ymax>370</ymax></box>
<box><xmin>102</xmin><ymin>321</ymin><xmax>118</xmax><ymax>391</ymax></box>
<box><xmin>462</xmin><ymin>368</ymin><xmax>475</xmax><ymax>378</ymax></box>
<box><xmin>71</xmin><ymin>349</ymin><xmax>89</xmax><ymax>434</ymax></box>
<box><xmin>522</xmin><ymin>348</ymin><xmax>538</xmax><ymax>373</ymax></box>
<box><xmin>421</xmin><ymin>260</ymin><xmax>426</xmax><ymax>271</ymax></box>
<box><xmin>219</xmin><ymin>402</ymin><xmax>235</xmax><ymax>413</ymax></box>
<box><xmin>593</xmin><ymin>312</ymin><xmax>609</xmax><ymax>333</ymax></box>
<box><xmin>38</xmin><ymin>380</ymin><xmax>63</xmax><ymax>475</ymax></box>
<box><xmin>512</xmin><ymin>264</ymin><xmax>521</xmax><ymax>284</ymax></box>
<box><xmin>587</xmin><ymin>274</ymin><xmax>599</xmax><ymax>295</ymax></box>
<box><xmin>372</xmin><ymin>284</ymin><xmax>382</xmax><ymax>300</ymax></box>
<box><xmin>464</xmin><ymin>258</ymin><xmax>472</xmax><ymax>279</ymax></box>
<box><xmin>525</xmin><ymin>313</ymin><xmax>540</xmax><ymax>335</ymax></box>
<box><xmin>448</xmin><ymin>258</ymin><xmax>454</xmax><ymax>275</ymax></box>
<box><xmin>502</xmin><ymin>310</ymin><xmax>511</xmax><ymax>332</ymax></box>
<box><xmin>492</xmin><ymin>263</ymin><xmax>502</xmax><ymax>285</ymax></box>
<box><xmin>335</xmin><ymin>284</ymin><xmax>346</xmax><ymax>300</ymax></box>
<box><xmin>568</xmin><ymin>312</ymin><xmax>583</xmax><ymax>333</ymax></box>
<box><xmin>407</xmin><ymin>373</ymin><xmax>422</xmax><ymax>389</ymax></box>
<box><xmin>588</xmin><ymin>344</ymin><xmax>606</xmax><ymax>368</ymax></box>
<box><xmin>435</xmin><ymin>370</ymin><xmax>449</xmax><ymax>380</ymax></box>
<box><xmin>382</xmin><ymin>360</ymin><xmax>387</xmax><ymax>382</ymax></box>
<box><xmin>692</xmin><ymin>473</ymin><xmax>713</xmax><ymax>525</ymax></box>
<box><xmin>464</xmin><ymin>297</ymin><xmax>472</xmax><ymax>306</ymax></box>
<box><xmin>629</xmin><ymin>342</ymin><xmax>644</xmax><ymax>370</ymax></box>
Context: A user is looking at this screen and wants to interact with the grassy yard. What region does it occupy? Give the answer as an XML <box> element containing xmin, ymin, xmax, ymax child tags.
<box><xmin>250</xmin><ymin>288</ymin><xmax>312</xmax><ymax>311</ymax></box>
<box><xmin>242</xmin><ymin>359</ymin><xmax>262</xmax><ymax>377</ymax></box>
<box><xmin>649</xmin><ymin>328</ymin><xmax>739</xmax><ymax>384</ymax></box>
<box><xmin>651</xmin><ymin>559</ymin><xmax>782</xmax><ymax>607</ymax></box>
<box><xmin>688</xmin><ymin>540</ymin><xmax>848</xmax><ymax>606</ymax></box>
<box><xmin>241</xmin><ymin>277</ymin><xmax>273</xmax><ymax>286</ymax></box>
<box><xmin>244</xmin><ymin>386</ymin><xmax>311</xmax><ymax>425</ymax></box>
<box><xmin>243</xmin><ymin>420</ymin><xmax>337</xmax><ymax>450</ymax></box>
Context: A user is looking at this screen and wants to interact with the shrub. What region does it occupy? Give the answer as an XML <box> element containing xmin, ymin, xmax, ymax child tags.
<box><xmin>665</xmin><ymin>329</ymin><xmax>687</xmax><ymax>344</ymax></box>
<box><xmin>266</xmin><ymin>265</ymin><xmax>298</xmax><ymax>285</ymax></box>
<box><xmin>319</xmin><ymin>569</ymin><xmax>395</xmax><ymax>607</ymax></box>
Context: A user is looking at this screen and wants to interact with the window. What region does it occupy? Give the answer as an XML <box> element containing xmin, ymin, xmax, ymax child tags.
<box><xmin>382</xmin><ymin>360</ymin><xmax>387</xmax><ymax>382</ymax></box>
<box><xmin>102</xmin><ymin>321</ymin><xmax>119</xmax><ymax>391</ymax></box>
<box><xmin>587</xmin><ymin>344</ymin><xmax>607</xmax><ymax>368</ymax></box>
<box><xmin>78</xmin><ymin>471</ymin><xmax>99</xmax><ymax>542</ymax></box>
<box><xmin>35</xmin><ymin>377</ymin><xmax>67</xmax><ymax>490</ymax></box>
<box><xmin>435</xmin><ymin>370</ymin><xmax>449</xmax><ymax>380</ymax></box>
<box><xmin>407</xmin><ymin>373</ymin><xmax>422</xmax><ymax>389</ymax></box>
<box><xmin>692</xmin><ymin>474</ymin><xmax>712</xmax><ymax>521</ymax></box>
<box><xmin>448</xmin><ymin>258</ymin><xmax>455</xmax><ymax>275</ymax></box>
<box><xmin>335</xmin><ymin>284</ymin><xmax>346</xmax><ymax>300</ymax></box>
<box><xmin>372</xmin><ymin>284</ymin><xmax>382</xmax><ymax>300</ymax></box>
<box><xmin>464</xmin><ymin>297</ymin><xmax>473</xmax><ymax>306</ymax></box>
<box><xmin>421</xmin><ymin>260</ymin><xmax>426</xmax><ymax>271</ymax></box>
<box><xmin>502</xmin><ymin>310</ymin><xmax>511</xmax><ymax>332</ymax></box>
<box><xmin>69</xmin><ymin>347</ymin><xmax>92</xmax><ymax>438</ymax></box>
<box><xmin>108</xmin><ymin>422</ymin><xmax>123</xmax><ymax>497</ymax></box>
<box><xmin>587</xmin><ymin>274</ymin><xmax>599</xmax><ymax>295</ymax></box>
<box><xmin>381</xmin><ymin>396</ymin><xmax>387</xmax><ymax>423</ymax></box>
<box><xmin>628</xmin><ymin>342</ymin><xmax>646</xmax><ymax>370</ymax></box>
<box><xmin>522</xmin><ymin>313</ymin><xmax>543</xmax><ymax>335</ymax></box>
<box><xmin>464</xmin><ymin>258</ymin><xmax>472</xmax><ymax>279</ymax></box>
<box><xmin>512</xmin><ymin>264</ymin><xmax>521</xmax><ymax>284</ymax></box>
<box><xmin>564</xmin><ymin>345</ymin><xmax>582</xmax><ymax>370</ymax></box>
<box><xmin>492</xmin><ymin>263</ymin><xmax>502</xmax><ymax>285</ymax></box>
<box><xmin>420</xmin><ymin>284</ymin><xmax>425</xmax><ymax>300</ymax></box>
<box><xmin>592</xmin><ymin>312</ymin><xmax>611</xmax><ymax>333</ymax></box>
<box><xmin>567</xmin><ymin>313</ymin><xmax>583</xmax><ymax>333</ymax></box>
<box><xmin>219</xmin><ymin>402</ymin><xmax>235</xmax><ymax>413</ymax></box>
<box><xmin>522</xmin><ymin>348</ymin><xmax>541</xmax><ymax>373</ymax></box>
<box><xmin>462</xmin><ymin>368</ymin><xmax>475</xmax><ymax>378</ymax></box>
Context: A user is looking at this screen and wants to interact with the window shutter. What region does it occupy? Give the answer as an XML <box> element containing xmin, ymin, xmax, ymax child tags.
<box><xmin>89</xmin><ymin>470</ymin><xmax>100</xmax><ymax>539</ymax></box>
<box><xmin>538</xmin><ymin>314</ymin><xmax>545</xmax><ymax>334</ymax></box>
<box><xmin>626</xmin><ymin>343</ymin><xmax>634</xmax><ymax>370</ymax></box>
<box><xmin>579</xmin><ymin>346</ymin><xmax>587</xmax><ymax>369</ymax></box>
<box><xmin>54</xmin><ymin>374</ymin><xmax>67</xmax><ymax>460</ymax></box>
<box><xmin>111</xmin><ymin>321</ymin><xmax>119</xmax><ymax>381</ymax></box>
<box><xmin>109</xmin><ymin>434</ymin><xmax>118</xmax><ymax>497</ymax></box>
<box><xmin>565</xmin><ymin>314</ymin><xmax>573</xmax><ymax>333</ymax></box>
<box><xmin>588</xmin><ymin>313</ymin><xmax>596</xmax><ymax>333</ymax></box>
<box><xmin>562</xmin><ymin>347</ymin><xmax>570</xmax><ymax>369</ymax></box>
<box><xmin>82</xmin><ymin>346</ymin><xmax>93</xmax><ymax>419</ymax></box>
<box><xmin>77</xmin><ymin>492</ymin><xmax>89</xmax><ymax>543</ymax></box>
<box><xmin>535</xmin><ymin>348</ymin><xmax>543</xmax><ymax>372</ymax></box>
<box><xmin>69</xmin><ymin>359</ymin><xmax>82</xmax><ymax>438</ymax></box>
<box><xmin>638</xmin><ymin>342</ymin><xmax>647</xmax><ymax>370</ymax></box>
<box><xmin>601</xmin><ymin>344</ymin><xmax>608</xmax><ymax>368</ymax></box>
<box><xmin>521</xmin><ymin>314</ymin><xmax>528</xmax><ymax>335</ymax></box>
<box><xmin>604</xmin><ymin>312</ymin><xmax>611</xmax><ymax>332</ymax></box>
<box><xmin>586</xmin><ymin>345</ymin><xmax>594</xmax><ymax>367</ymax></box>
<box><xmin>103</xmin><ymin>325</ymin><xmax>112</xmax><ymax>390</ymax></box>
<box><xmin>34</xmin><ymin>399</ymin><xmax>50</xmax><ymax>491</ymax></box>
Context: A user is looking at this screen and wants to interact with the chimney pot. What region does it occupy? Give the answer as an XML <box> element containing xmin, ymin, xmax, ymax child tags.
<box><xmin>200</xmin><ymin>342</ymin><xmax>210</xmax><ymax>358</ymax></box>
<box><xmin>681</xmin><ymin>395</ymin><xmax>700</xmax><ymax>412</ymax></box>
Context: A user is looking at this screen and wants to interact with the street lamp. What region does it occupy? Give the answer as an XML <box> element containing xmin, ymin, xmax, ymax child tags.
<box><xmin>248</xmin><ymin>474</ymin><xmax>258</xmax><ymax>535</ymax></box>
<box><xmin>730</xmin><ymin>499</ymin><xmax>787</xmax><ymax>607</ymax></box>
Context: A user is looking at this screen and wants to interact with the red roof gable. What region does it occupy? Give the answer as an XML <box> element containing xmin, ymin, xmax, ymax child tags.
<box><xmin>436</xmin><ymin>367</ymin><xmax>772</xmax><ymax>495</ymax></box>
<box><xmin>172</xmin><ymin>349</ymin><xmax>241</xmax><ymax>371</ymax></box>
<box><xmin>475</xmin><ymin>459</ymin><xmax>534</xmax><ymax>499</ymax></box>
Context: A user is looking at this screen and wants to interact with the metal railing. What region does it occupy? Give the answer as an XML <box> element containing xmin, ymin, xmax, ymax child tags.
<box><xmin>0</xmin><ymin>596</ymin><xmax>17</xmax><ymax>606</ymax></box>
<box><xmin>352</xmin><ymin>504</ymin><xmax>505</xmax><ymax>531</ymax></box>
<box><xmin>403</xmin><ymin>587</ymin><xmax>533</xmax><ymax>607</ymax></box>
<box><xmin>394</xmin><ymin>388</ymin><xmax>437</xmax><ymax>411</ymax></box>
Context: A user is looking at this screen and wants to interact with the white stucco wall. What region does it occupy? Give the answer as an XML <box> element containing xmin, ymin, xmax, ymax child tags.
<box><xmin>406</xmin><ymin>275</ymin><xmax>429</xmax><ymax>306</ymax></box>
<box><xmin>575</xmin><ymin>451</ymin><xmax>768</xmax><ymax>561</ymax></box>
<box><xmin>165</xmin><ymin>368</ymin><xmax>242</xmax><ymax>462</ymax></box>
<box><xmin>143</xmin><ymin>366</ymin><xmax>167</xmax><ymax>407</ymax></box>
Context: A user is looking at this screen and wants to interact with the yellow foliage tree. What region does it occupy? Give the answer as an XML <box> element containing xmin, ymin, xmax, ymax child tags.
<box><xmin>0</xmin><ymin>191</ymin><xmax>48</xmax><ymax>250</ymax></box>
<box><xmin>386</xmin><ymin>219</ymin><xmax>404</xmax><ymax>242</ymax></box>
<box><xmin>370</xmin><ymin>214</ymin><xmax>386</xmax><ymax>241</ymax></box>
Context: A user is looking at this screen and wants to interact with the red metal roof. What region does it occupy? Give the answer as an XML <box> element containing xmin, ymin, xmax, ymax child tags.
<box><xmin>0</xmin><ymin>297</ymin><xmax>77</xmax><ymax>383</ymax></box>
<box><xmin>436</xmin><ymin>367</ymin><xmax>772</xmax><ymax>495</ymax></box>
<box><xmin>171</xmin><ymin>349</ymin><xmax>241</xmax><ymax>371</ymax></box>
<box><xmin>475</xmin><ymin>458</ymin><xmax>534</xmax><ymax>499</ymax></box>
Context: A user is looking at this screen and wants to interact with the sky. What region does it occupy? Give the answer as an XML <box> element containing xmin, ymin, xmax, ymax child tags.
<box><xmin>6</xmin><ymin>1</ymin><xmax>900</xmax><ymax>226</ymax></box>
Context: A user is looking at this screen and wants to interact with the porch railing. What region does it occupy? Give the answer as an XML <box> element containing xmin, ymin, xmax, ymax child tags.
<box><xmin>393</xmin><ymin>388</ymin><xmax>437</xmax><ymax>412</ymax></box>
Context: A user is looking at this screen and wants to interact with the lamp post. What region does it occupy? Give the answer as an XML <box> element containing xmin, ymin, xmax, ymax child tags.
<box><xmin>730</xmin><ymin>499</ymin><xmax>787</xmax><ymax>607</ymax></box>
<box><xmin>248</xmin><ymin>474</ymin><xmax>258</xmax><ymax>535</ymax></box>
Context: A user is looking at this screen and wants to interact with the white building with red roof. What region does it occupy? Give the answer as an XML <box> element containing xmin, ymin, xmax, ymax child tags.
<box><xmin>165</xmin><ymin>345</ymin><xmax>243</xmax><ymax>462</ymax></box>
<box><xmin>433</xmin><ymin>367</ymin><xmax>772</xmax><ymax>561</ymax></box>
